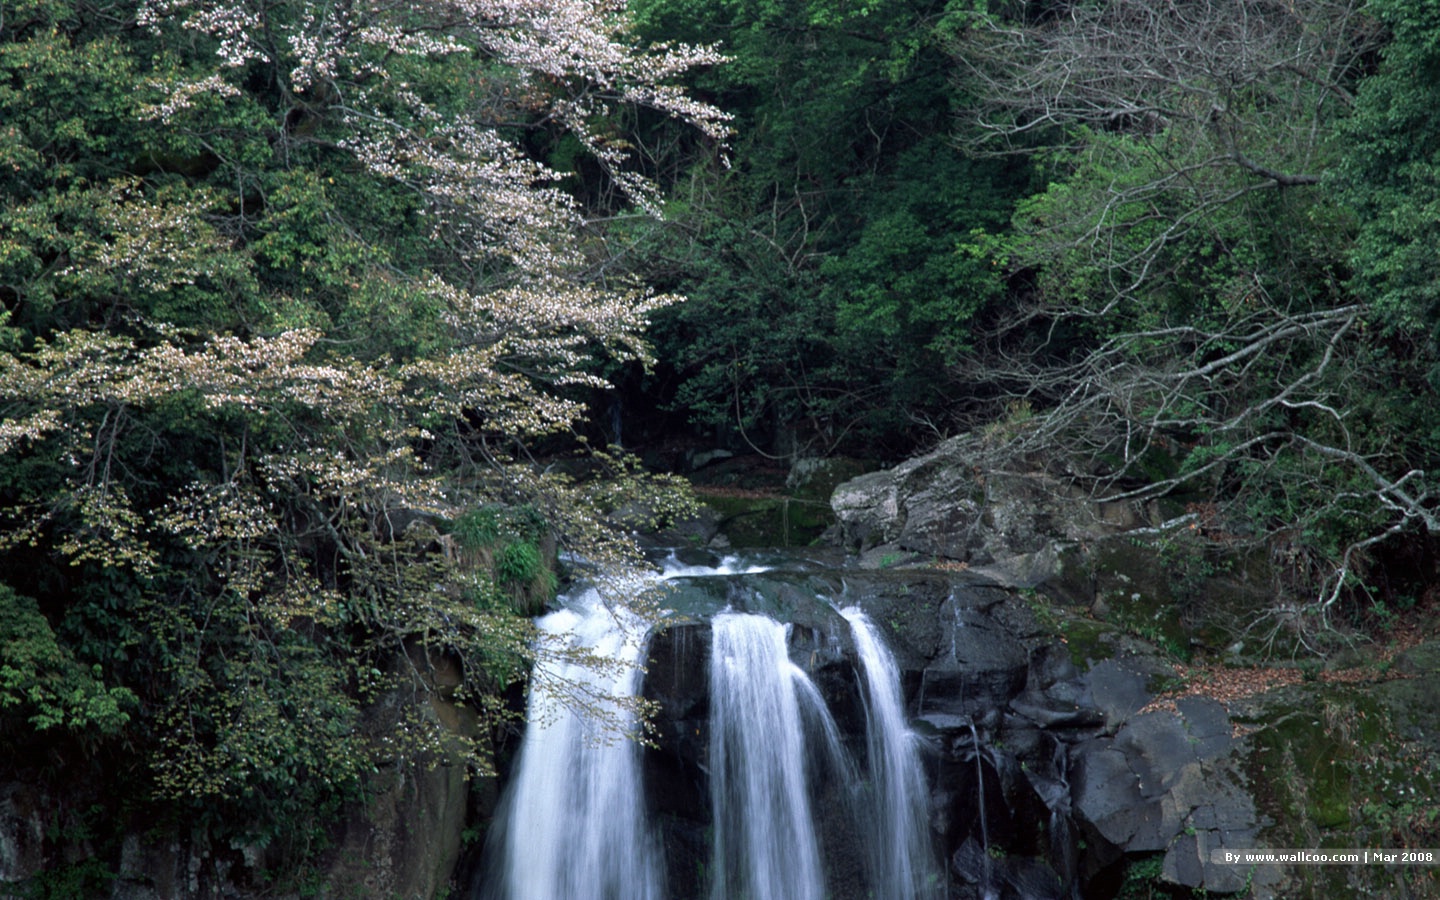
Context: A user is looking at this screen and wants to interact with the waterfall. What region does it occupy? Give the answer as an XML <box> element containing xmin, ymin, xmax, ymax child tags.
<box><xmin>488</xmin><ymin>557</ymin><xmax>946</xmax><ymax>900</ymax></box>
<box><xmin>842</xmin><ymin>607</ymin><xmax>942</xmax><ymax>900</ymax></box>
<box><xmin>707</xmin><ymin>612</ymin><xmax>844</xmax><ymax>900</ymax></box>
<box><xmin>707</xmin><ymin>613</ymin><xmax>823</xmax><ymax>900</ymax></box>
<box><xmin>968</xmin><ymin>718</ymin><xmax>996</xmax><ymax>900</ymax></box>
<box><xmin>491</xmin><ymin>588</ymin><xmax>662</xmax><ymax>900</ymax></box>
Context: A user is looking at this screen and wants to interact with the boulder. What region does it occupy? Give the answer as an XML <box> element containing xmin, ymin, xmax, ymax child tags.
<box><xmin>1067</xmin><ymin>695</ymin><xmax>1267</xmax><ymax>895</ymax></box>
<box><xmin>830</xmin><ymin>442</ymin><xmax>985</xmax><ymax>558</ymax></box>
<box><xmin>830</xmin><ymin>436</ymin><xmax>1148</xmax><ymax>569</ymax></box>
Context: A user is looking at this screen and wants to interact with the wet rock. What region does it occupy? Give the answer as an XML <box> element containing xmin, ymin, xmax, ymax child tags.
<box><xmin>1086</xmin><ymin>659</ymin><xmax>1153</xmax><ymax>728</ymax></box>
<box><xmin>1029</xmin><ymin>642</ymin><xmax>1080</xmax><ymax>690</ymax></box>
<box><xmin>1010</xmin><ymin>690</ymin><xmax>1104</xmax><ymax>729</ymax></box>
<box><xmin>0</xmin><ymin>783</ymin><xmax>44</xmax><ymax>886</ymax></box>
<box><xmin>921</xmin><ymin>653</ymin><xmax>1025</xmax><ymax>713</ymax></box>
<box><xmin>831</xmin><ymin>571</ymin><xmax>952</xmax><ymax>671</ymax></box>
<box><xmin>651</xmin><ymin>505</ymin><xmax>723</xmax><ymax>548</ymax></box>
<box><xmin>643</xmin><ymin>623</ymin><xmax>713</xmax><ymax>823</ymax></box>
<box><xmin>952</xmin><ymin>836</ymin><xmax>1068</xmax><ymax>900</ymax></box>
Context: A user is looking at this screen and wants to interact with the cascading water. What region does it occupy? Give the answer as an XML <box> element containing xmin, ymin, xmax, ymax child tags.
<box><xmin>707</xmin><ymin>612</ymin><xmax>834</xmax><ymax>900</ymax></box>
<box><xmin>488</xmin><ymin>555</ymin><xmax>945</xmax><ymax>900</ymax></box>
<box><xmin>842</xmin><ymin>607</ymin><xmax>943</xmax><ymax>900</ymax></box>
<box><xmin>656</xmin><ymin>552</ymin><xmax>772</xmax><ymax>579</ymax></box>
<box><xmin>968</xmin><ymin>718</ymin><xmax>997</xmax><ymax>900</ymax></box>
<box><xmin>490</xmin><ymin>587</ymin><xmax>662</xmax><ymax>900</ymax></box>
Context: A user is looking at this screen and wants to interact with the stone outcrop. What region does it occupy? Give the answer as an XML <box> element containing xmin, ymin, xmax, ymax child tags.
<box><xmin>830</xmin><ymin>436</ymin><xmax>1147</xmax><ymax>584</ymax></box>
<box><xmin>0</xmin><ymin>783</ymin><xmax>44</xmax><ymax>888</ymax></box>
<box><xmin>825</xmin><ymin>439</ymin><xmax>1440</xmax><ymax>898</ymax></box>
<box><xmin>636</xmin><ymin>565</ymin><xmax>1278</xmax><ymax>899</ymax></box>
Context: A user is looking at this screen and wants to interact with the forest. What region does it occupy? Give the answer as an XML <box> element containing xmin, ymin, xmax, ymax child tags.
<box><xmin>1</xmin><ymin>0</ymin><xmax>1438</xmax><ymax>893</ymax></box>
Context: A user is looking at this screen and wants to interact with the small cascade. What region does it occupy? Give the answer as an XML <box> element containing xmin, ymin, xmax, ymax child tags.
<box><xmin>842</xmin><ymin>607</ymin><xmax>942</xmax><ymax>900</ymax></box>
<box><xmin>490</xmin><ymin>588</ymin><xmax>662</xmax><ymax>900</ymax></box>
<box><xmin>968</xmin><ymin>718</ymin><xmax>997</xmax><ymax>900</ymax></box>
<box><xmin>708</xmin><ymin>612</ymin><xmax>835</xmax><ymax>900</ymax></box>
<box><xmin>656</xmin><ymin>552</ymin><xmax>772</xmax><ymax>579</ymax></box>
<box><xmin>1047</xmin><ymin>740</ymin><xmax>1080</xmax><ymax>900</ymax></box>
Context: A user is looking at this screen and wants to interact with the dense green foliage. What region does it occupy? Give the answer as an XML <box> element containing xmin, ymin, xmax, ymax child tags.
<box><xmin>937</xmin><ymin>0</ymin><xmax>1439</xmax><ymax>623</ymax></box>
<box><xmin>609</xmin><ymin>0</ymin><xmax>1438</xmax><ymax>625</ymax></box>
<box><xmin>1340</xmin><ymin>0</ymin><xmax>1440</xmax><ymax>378</ymax></box>
<box><xmin>0</xmin><ymin>584</ymin><xmax>136</xmax><ymax>735</ymax></box>
<box><xmin>4</xmin><ymin>0</ymin><xmax>1440</xmax><ymax>890</ymax></box>
<box><xmin>617</xmin><ymin>0</ymin><xmax>1022</xmax><ymax>454</ymax></box>
<box><xmin>0</xmin><ymin>0</ymin><xmax>714</xmax><ymax>882</ymax></box>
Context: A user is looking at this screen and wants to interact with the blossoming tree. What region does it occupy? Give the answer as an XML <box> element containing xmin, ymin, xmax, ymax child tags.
<box><xmin>0</xmin><ymin>0</ymin><xmax>725</xmax><ymax>860</ymax></box>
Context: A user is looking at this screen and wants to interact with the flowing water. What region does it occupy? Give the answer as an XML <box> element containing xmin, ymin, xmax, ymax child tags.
<box><xmin>488</xmin><ymin>556</ymin><xmax>940</xmax><ymax>899</ymax></box>
<box><xmin>707</xmin><ymin>612</ymin><xmax>830</xmax><ymax>900</ymax></box>
<box><xmin>842</xmin><ymin>606</ymin><xmax>943</xmax><ymax>900</ymax></box>
<box><xmin>491</xmin><ymin>588</ymin><xmax>662</xmax><ymax>900</ymax></box>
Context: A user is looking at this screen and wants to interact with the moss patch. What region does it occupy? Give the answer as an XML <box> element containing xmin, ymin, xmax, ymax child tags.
<box><xmin>1239</xmin><ymin>681</ymin><xmax>1440</xmax><ymax>898</ymax></box>
<box><xmin>1056</xmin><ymin>616</ymin><xmax>1120</xmax><ymax>668</ymax></box>
<box><xmin>1048</xmin><ymin>535</ymin><xmax>1281</xmax><ymax>661</ymax></box>
<box><xmin>697</xmin><ymin>491</ymin><xmax>832</xmax><ymax>547</ymax></box>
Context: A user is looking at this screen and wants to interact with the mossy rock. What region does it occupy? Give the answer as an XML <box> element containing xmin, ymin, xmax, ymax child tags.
<box><xmin>1047</xmin><ymin>536</ymin><xmax>1280</xmax><ymax>661</ymax></box>
<box><xmin>698</xmin><ymin>492</ymin><xmax>833</xmax><ymax>548</ymax></box>
<box><xmin>1084</xmin><ymin>541</ymin><xmax>1189</xmax><ymax>660</ymax></box>
<box><xmin>1055</xmin><ymin>615</ymin><xmax>1120</xmax><ymax>669</ymax></box>
<box><xmin>1238</xmin><ymin>680</ymin><xmax>1440</xmax><ymax>898</ymax></box>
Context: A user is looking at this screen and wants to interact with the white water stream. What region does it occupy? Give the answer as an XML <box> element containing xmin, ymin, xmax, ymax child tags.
<box><xmin>488</xmin><ymin>558</ymin><xmax>939</xmax><ymax>899</ymax></box>
<box><xmin>843</xmin><ymin>606</ymin><xmax>943</xmax><ymax>900</ymax></box>
<box><xmin>708</xmin><ymin>612</ymin><xmax>834</xmax><ymax>900</ymax></box>
<box><xmin>494</xmin><ymin>587</ymin><xmax>662</xmax><ymax>900</ymax></box>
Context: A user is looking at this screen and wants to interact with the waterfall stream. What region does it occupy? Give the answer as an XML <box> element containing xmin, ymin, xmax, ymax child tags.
<box><xmin>708</xmin><ymin>612</ymin><xmax>830</xmax><ymax>900</ymax></box>
<box><xmin>842</xmin><ymin>607</ymin><xmax>943</xmax><ymax>900</ymax></box>
<box><xmin>491</xmin><ymin>588</ymin><xmax>662</xmax><ymax>900</ymax></box>
<box><xmin>487</xmin><ymin>556</ymin><xmax>940</xmax><ymax>899</ymax></box>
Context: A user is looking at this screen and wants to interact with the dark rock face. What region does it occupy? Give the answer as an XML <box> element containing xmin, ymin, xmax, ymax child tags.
<box><xmin>644</xmin><ymin>621</ymin><xmax>712</xmax><ymax>803</ymax></box>
<box><xmin>0</xmin><ymin>783</ymin><xmax>44</xmax><ymax>887</ymax></box>
<box><xmin>928</xmin><ymin>657</ymin><xmax>1265</xmax><ymax>898</ymax></box>
<box><xmin>918</xmin><ymin>589</ymin><xmax>1031</xmax><ymax>725</ymax></box>
<box><xmin>631</xmin><ymin>567</ymin><xmax>1272</xmax><ymax>900</ymax></box>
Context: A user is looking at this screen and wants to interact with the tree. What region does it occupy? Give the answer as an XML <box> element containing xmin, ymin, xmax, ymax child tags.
<box><xmin>608</xmin><ymin>0</ymin><xmax>1020</xmax><ymax>457</ymax></box>
<box><xmin>947</xmin><ymin>0</ymin><xmax>1437</xmax><ymax>643</ymax></box>
<box><xmin>951</xmin><ymin>0</ymin><xmax>1376</xmax><ymax>306</ymax></box>
<box><xmin>1339</xmin><ymin>0</ymin><xmax>1440</xmax><ymax>377</ymax></box>
<box><xmin>0</xmin><ymin>0</ymin><xmax>721</xmax><ymax>866</ymax></box>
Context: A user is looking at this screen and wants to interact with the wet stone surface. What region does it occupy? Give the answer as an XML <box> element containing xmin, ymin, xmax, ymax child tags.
<box><xmin>630</xmin><ymin>561</ymin><xmax>1277</xmax><ymax>899</ymax></box>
